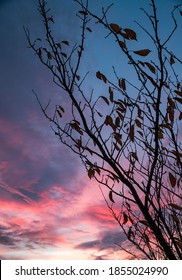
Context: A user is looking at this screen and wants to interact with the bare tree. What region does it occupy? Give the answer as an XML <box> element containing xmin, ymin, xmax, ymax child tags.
<box><xmin>25</xmin><ymin>0</ymin><xmax>182</xmax><ymax>259</ymax></box>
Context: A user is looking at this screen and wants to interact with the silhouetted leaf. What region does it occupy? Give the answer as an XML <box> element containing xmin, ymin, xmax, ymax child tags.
<box><xmin>174</xmin><ymin>97</ymin><xmax>182</xmax><ymax>104</ymax></box>
<box><xmin>110</xmin><ymin>23</ymin><xmax>120</xmax><ymax>33</ymax></box>
<box><xmin>118</xmin><ymin>40</ymin><xmax>126</xmax><ymax>49</ymax></box>
<box><xmin>56</xmin><ymin>110</ymin><xmax>62</xmax><ymax>118</ymax></box>
<box><xmin>176</xmin><ymin>241</ymin><xmax>182</xmax><ymax>251</ymax></box>
<box><xmin>101</xmin><ymin>96</ymin><xmax>109</xmax><ymax>106</ymax></box>
<box><xmin>88</xmin><ymin>168</ymin><xmax>94</xmax><ymax>179</ymax></box>
<box><xmin>145</xmin><ymin>62</ymin><xmax>156</xmax><ymax>74</ymax></box>
<box><xmin>170</xmin><ymin>55</ymin><xmax>175</xmax><ymax>65</ymax></box>
<box><xmin>96</xmin><ymin>71</ymin><xmax>107</xmax><ymax>83</ymax></box>
<box><xmin>168</xmin><ymin>97</ymin><xmax>176</xmax><ymax>108</ymax></box>
<box><xmin>169</xmin><ymin>203</ymin><xmax>182</xmax><ymax>211</ymax></box>
<box><xmin>139</xmin><ymin>220</ymin><xmax>149</xmax><ymax>227</ymax></box>
<box><xmin>62</xmin><ymin>40</ymin><xmax>69</xmax><ymax>46</ymax></box>
<box><xmin>79</xmin><ymin>10</ymin><xmax>88</xmax><ymax>15</ymax></box>
<box><xmin>119</xmin><ymin>78</ymin><xmax>126</xmax><ymax>90</ymax></box>
<box><xmin>135</xmin><ymin>119</ymin><xmax>142</xmax><ymax>128</ymax></box>
<box><xmin>169</xmin><ymin>172</ymin><xmax>176</xmax><ymax>187</ymax></box>
<box><xmin>171</xmin><ymin>214</ymin><xmax>179</xmax><ymax>224</ymax></box>
<box><xmin>133</xmin><ymin>49</ymin><xmax>151</xmax><ymax>56</ymax></box>
<box><xmin>109</xmin><ymin>190</ymin><xmax>115</xmax><ymax>203</ymax></box>
<box><xmin>129</xmin><ymin>124</ymin><xmax>134</xmax><ymax>142</ymax></box>
<box><xmin>59</xmin><ymin>106</ymin><xmax>65</xmax><ymax>113</ymax></box>
<box><xmin>86</xmin><ymin>27</ymin><xmax>92</xmax><ymax>32</ymax></box>
<box><xmin>174</xmin><ymin>90</ymin><xmax>182</xmax><ymax>97</ymax></box>
<box><xmin>123</xmin><ymin>213</ymin><xmax>128</xmax><ymax>224</ymax></box>
<box><xmin>61</xmin><ymin>52</ymin><xmax>67</xmax><ymax>58</ymax></box>
<box><xmin>124</xmin><ymin>28</ymin><xmax>137</xmax><ymax>40</ymax></box>
<box><xmin>47</xmin><ymin>52</ymin><xmax>52</xmax><ymax>59</ymax></box>
<box><xmin>109</xmin><ymin>87</ymin><xmax>114</xmax><ymax>102</ymax></box>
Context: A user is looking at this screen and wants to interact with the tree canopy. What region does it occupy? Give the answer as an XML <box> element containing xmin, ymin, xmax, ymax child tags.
<box><xmin>25</xmin><ymin>0</ymin><xmax>182</xmax><ymax>259</ymax></box>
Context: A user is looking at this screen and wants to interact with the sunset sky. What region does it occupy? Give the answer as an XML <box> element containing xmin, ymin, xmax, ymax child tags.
<box><xmin>0</xmin><ymin>0</ymin><xmax>181</xmax><ymax>260</ymax></box>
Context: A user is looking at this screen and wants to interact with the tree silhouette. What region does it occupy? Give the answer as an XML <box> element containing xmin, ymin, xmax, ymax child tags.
<box><xmin>25</xmin><ymin>0</ymin><xmax>182</xmax><ymax>259</ymax></box>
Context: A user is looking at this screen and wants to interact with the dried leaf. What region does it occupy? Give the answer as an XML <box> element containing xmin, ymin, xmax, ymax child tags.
<box><xmin>119</xmin><ymin>78</ymin><xmax>126</xmax><ymax>90</ymax></box>
<box><xmin>129</xmin><ymin>124</ymin><xmax>134</xmax><ymax>142</ymax></box>
<box><xmin>124</xmin><ymin>28</ymin><xmax>137</xmax><ymax>40</ymax></box>
<box><xmin>170</xmin><ymin>55</ymin><xmax>175</xmax><ymax>65</ymax></box>
<box><xmin>62</xmin><ymin>40</ymin><xmax>69</xmax><ymax>46</ymax></box>
<box><xmin>174</xmin><ymin>97</ymin><xmax>182</xmax><ymax>104</ymax></box>
<box><xmin>109</xmin><ymin>190</ymin><xmax>115</xmax><ymax>203</ymax></box>
<box><xmin>79</xmin><ymin>10</ymin><xmax>88</xmax><ymax>15</ymax></box>
<box><xmin>135</xmin><ymin>119</ymin><xmax>142</xmax><ymax>128</ymax></box>
<box><xmin>109</xmin><ymin>87</ymin><xmax>114</xmax><ymax>102</ymax></box>
<box><xmin>123</xmin><ymin>213</ymin><xmax>128</xmax><ymax>224</ymax></box>
<box><xmin>139</xmin><ymin>220</ymin><xmax>149</xmax><ymax>227</ymax></box>
<box><xmin>145</xmin><ymin>62</ymin><xmax>156</xmax><ymax>74</ymax></box>
<box><xmin>86</xmin><ymin>27</ymin><xmax>92</xmax><ymax>32</ymax></box>
<box><xmin>88</xmin><ymin>168</ymin><xmax>94</xmax><ymax>179</ymax></box>
<box><xmin>118</xmin><ymin>40</ymin><xmax>126</xmax><ymax>49</ymax></box>
<box><xmin>174</xmin><ymin>90</ymin><xmax>182</xmax><ymax>97</ymax></box>
<box><xmin>133</xmin><ymin>49</ymin><xmax>151</xmax><ymax>56</ymax></box>
<box><xmin>169</xmin><ymin>203</ymin><xmax>182</xmax><ymax>211</ymax></box>
<box><xmin>56</xmin><ymin>110</ymin><xmax>62</xmax><ymax>118</ymax></box>
<box><xmin>101</xmin><ymin>96</ymin><xmax>109</xmax><ymax>106</ymax></box>
<box><xmin>96</xmin><ymin>71</ymin><xmax>107</xmax><ymax>83</ymax></box>
<box><xmin>169</xmin><ymin>172</ymin><xmax>176</xmax><ymax>188</ymax></box>
<box><xmin>171</xmin><ymin>214</ymin><xmax>179</xmax><ymax>224</ymax></box>
<box><xmin>61</xmin><ymin>52</ymin><xmax>67</xmax><ymax>58</ymax></box>
<box><xmin>47</xmin><ymin>52</ymin><xmax>52</xmax><ymax>59</ymax></box>
<box><xmin>168</xmin><ymin>97</ymin><xmax>176</xmax><ymax>108</ymax></box>
<box><xmin>110</xmin><ymin>23</ymin><xmax>120</xmax><ymax>33</ymax></box>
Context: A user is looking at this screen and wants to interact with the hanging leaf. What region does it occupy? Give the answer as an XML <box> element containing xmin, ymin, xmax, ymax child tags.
<box><xmin>135</xmin><ymin>119</ymin><xmax>142</xmax><ymax>128</ymax></box>
<box><xmin>109</xmin><ymin>87</ymin><xmax>114</xmax><ymax>102</ymax></box>
<box><xmin>124</xmin><ymin>28</ymin><xmax>137</xmax><ymax>40</ymax></box>
<box><xmin>59</xmin><ymin>106</ymin><xmax>65</xmax><ymax>113</ymax></box>
<box><xmin>109</xmin><ymin>190</ymin><xmax>115</xmax><ymax>203</ymax></box>
<box><xmin>123</xmin><ymin>213</ymin><xmax>128</xmax><ymax>224</ymax></box>
<box><xmin>88</xmin><ymin>168</ymin><xmax>94</xmax><ymax>179</ymax></box>
<box><xmin>62</xmin><ymin>40</ymin><xmax>69</xmax><ymax>46</ymax></box>
<box><xmin>118</xmin><ymin>40</ymin><xmax>126</xmax><ymax>49</ymax></box>
<box><xmin>133</xmin><ymin>49</ymin><xmax>151</xmax><ymax>56</ymax></box>
<box><xmin>145</xmin><ymin>62</ymin><xmax>156</xmax><ymax>74</ymax></box>
<box><xmin>86</xmin><ymin>27</ymin><xmax>92</xmax><ymax>32</ymax></box>
<box><xmin>56</xmin><ymin>110</ymin><xmax>62</xmax><ymax>118</ymax></box>
<box><xmin>174</xmin><ymin>97</ymin><xmax>182</xmax><ymax>104</ymax></box>
<box><xmin>139</xmin><ymin>220</ymin><xmax>149</xmax><ymax>227</ymax></box>
<box><xmin>79</xmin><ymin>10</ymin><xmax>88</xmax><ymax>15</ymax></box>
<box><xmin>115</xmin><ymin>116</ymin><xmax>120</xmax><ymax>127</ymax></box>
<box><xmin>110</xmin><ymin>23</ymin><xmax>120</xmax><ymax>33</ymax></box>
<box><xmin>101</xmin><ymin>96</ymin><xmax>109</xmax><ymax>106</ymax></box>
<box><xmin>96</xmin><ymin>71</ymin><xmax>107</xmax><ymax>83</ymax></box>
<box><xmin>120</xmin><ymin>31</ymin><xmax>129</xmax><ymax>39</ymax></box>
<box><xmin>169</xmin><ymin>203</ymin><xmax>182</xmax><ymax>211</ymax></box>
<box><xmin>171</xmin><ymin>214</ymin><xmax>179</xmax><ymax>224</ymax></box>
<box><xmin>129</xmin><ymin>124</ymin><xmax>134</xmax><ymax>142</ymax></box>
<box><xmin>168</xmin><ymin>97</ymin><xmax>176</xmax><ymax>108</ymax></box>
<box><xmin>61</xmin><ymin>52</ymin><xmax>67</xmax><ymax>58</ymax></box>
<box><xmin>47</xmin><ymin>52</ymin><xmax>52</xmax><ymax>59</ymax></box>
<box><xmin>169</xmin><ymin>172</ymin><xmax>176</xmax><ymax>188</ymax></box>
<box><xmin>158</xmin><ymin>131</ymin><xmax>163</xmax><ymax>139</ymax></box>
<box><xmin>174</xmin><ymin>90</ymin><xmax>182</xmax><ymax>97</ymax></box>
<box><xmin>170</xmin><ymin>55</ymin><xmax>175</xmax><ymax>65</ymax></box>
<box><xmin>119</xmin><ymin>78</ymin><xmax>126</xmax><ymax>90</ymax></box>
